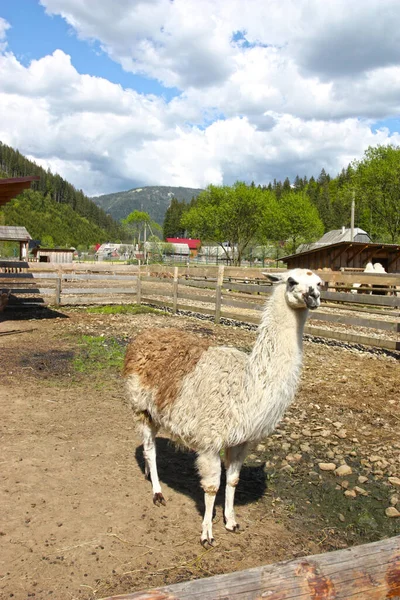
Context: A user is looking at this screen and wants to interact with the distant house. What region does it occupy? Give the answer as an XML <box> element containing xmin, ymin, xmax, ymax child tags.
<box><xmin>32</xmin><ymin>247</ymin><xmax>75</xmax><ymax>264</ymax></box>
<box><xmin>296</xmin><ymin>227</ymin><xmax>371</xmax><ymax>254</ymax></box>
<box><xmin>95</xmin><ymin>243</ymin><xmax>136</xmax><ymax>261</ymax></box>
<box><xmin>166</xmin><ymin>238</ymin><xmax>201</xmax><ymax>258</ymax></box>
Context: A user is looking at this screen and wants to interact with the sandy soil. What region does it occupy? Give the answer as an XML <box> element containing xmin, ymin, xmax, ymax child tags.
<box><xmin>0</xmin><ymin>306</ymin><xmax>399</xmax><ymax>600</ymax></box>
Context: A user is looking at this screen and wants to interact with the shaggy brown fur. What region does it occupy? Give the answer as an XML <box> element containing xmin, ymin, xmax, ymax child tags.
<box><xmin>123</xmin><ymin>328</ymin><xmax>213</xmax><ymax>410</ymax></box>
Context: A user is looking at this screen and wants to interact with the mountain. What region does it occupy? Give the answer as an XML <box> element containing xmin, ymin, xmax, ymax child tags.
<box><xmin>92</xmin><ymin>186</ymin><xmax>204</xmax><ymax>224</ymax></box>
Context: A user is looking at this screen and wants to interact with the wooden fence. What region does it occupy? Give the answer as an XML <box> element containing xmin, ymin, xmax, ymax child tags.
<box><xmin>1</xmin><ymin>263</ymin><xmax>399</xmax><ymax>351</ymax></box>
<box><xmin>99</xmin><ymin>534</ymin><xmax>400</xmax><ymax>600</ymax></box>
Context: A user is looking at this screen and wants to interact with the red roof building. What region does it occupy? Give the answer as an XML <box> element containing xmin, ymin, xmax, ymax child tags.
<box><xmin>166</xmin><ymin>238</ymin><xmax>201</xmax><ymax>257</ymax></box>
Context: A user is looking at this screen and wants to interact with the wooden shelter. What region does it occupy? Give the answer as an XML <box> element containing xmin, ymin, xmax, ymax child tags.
<box><xmin>0</xmin><ymin>176</ymin><xmax>40</xmax><ymax>207</ymax></box>
<box><xmin>281</xmin><ymin>241</ymin><xmax>400</xmax><ymax>273</ymax></box>
<box><xmin>32</xmin><ymin>247</ymin><xmax>75</xmax><ymax>264</ymax></box>
<box><xmin>0</xmin><ymin>226</ymin><xmax>32</xmax><ymax>261</ymax></box>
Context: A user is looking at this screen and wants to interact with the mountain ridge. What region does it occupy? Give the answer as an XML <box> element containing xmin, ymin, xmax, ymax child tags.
<box><xmin>92</xmin><ymin>185</ymin><xmax>204</xmax><ymax>224</ymax></box>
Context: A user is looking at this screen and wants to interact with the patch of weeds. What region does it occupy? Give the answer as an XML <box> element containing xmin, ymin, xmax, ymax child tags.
<box><xmin>73</xmin><ymin>335</ymin><xmax>125</xmax><ymax>373</ymax></box>
<box><xmin>85</xmin><ymin>305</ymin><xmax>166</xmax><ymax>316</ymax></box>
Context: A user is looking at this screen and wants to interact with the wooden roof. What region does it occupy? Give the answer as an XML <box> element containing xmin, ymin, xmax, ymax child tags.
<box><xmin>281</xmin><ymin>241</ymin><xmax>400</xmax><ymax>262</ymax></box>
<box><xmin>0</xmin><ymin>226</ymin><xmax>32</xmax><ymax>242</ymax></box>
<box><xmin>0</xmin><ymin>176</ymin><xmax>40</xmax><ymax>207</ymax></box>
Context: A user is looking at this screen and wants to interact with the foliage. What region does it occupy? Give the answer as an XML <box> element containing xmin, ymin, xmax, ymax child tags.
<box><xmin>163</xmin><ymin>197</ymin><xmax>188</xmax><ymax>238</ymax></box>
<box><xmin>122</xmin><ymin>210</ymin><xmax>161</xmax><ymax>247</ymax></box>
<box><xmin>352</xmin><ymin>145</ymin><xmax>400</xmax><ymax>243</ymax></box>
<box><xmin>183</xmin><ymin>182</ymin><xmax>271</xmax><ymax>265</ymax></box>
<box><xmin>2</xmin><ymin>189</ymin><xmax>110</xmax><ymax>247</ymax></box>
<box><xmin>0</xmin><ymin>141</ymin><xmax>124</xmax><ymax>240</ymax></box>
<box><xmin>261</xmin><ymin>191</ymin><xmax>324</xmax><ymax>254</ymax></box>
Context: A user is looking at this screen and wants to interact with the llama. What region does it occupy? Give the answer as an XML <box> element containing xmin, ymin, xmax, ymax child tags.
<box><xmin>123</xmin><ymin>268</ymin><xmax>322</xmax><ymax>545</ymax></box>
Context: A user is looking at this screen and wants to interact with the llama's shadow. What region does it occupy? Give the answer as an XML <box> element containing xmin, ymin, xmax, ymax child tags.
<box><xmin>135</xmin><ymin>437</ymin><xmax>267</xmax><ymax>516</ymax></box>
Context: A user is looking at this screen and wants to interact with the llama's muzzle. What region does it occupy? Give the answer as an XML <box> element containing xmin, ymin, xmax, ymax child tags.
<box><xmin>304</xmin><ymin>287</ymin><xmax>320</xmax><ymax>310</ymax></box>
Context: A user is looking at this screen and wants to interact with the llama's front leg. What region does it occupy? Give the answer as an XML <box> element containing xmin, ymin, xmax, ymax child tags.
<box><xmin>224</xmin><ymin>443</ymin><xmax>248</xmax><ymax>532</ymax></box>
<box><xmin>197</xmin><ymin>451</ymin><xmax>221</xmax><ymax>546</ymax></box>
<box><xmin>141</xmin><ymin>420</ymin><xmax>165</xmax><ymax>506</ymax></box>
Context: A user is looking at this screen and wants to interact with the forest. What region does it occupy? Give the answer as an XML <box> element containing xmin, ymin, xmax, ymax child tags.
<box><xmin>163</xmin><ymin>145</ymin><xmax>400</xmax><ymax>264</ymax></box>
<box><xmin>0</xmin><ymin>141</ymin><xmax>125</xmax><ymax>248</ymax></box>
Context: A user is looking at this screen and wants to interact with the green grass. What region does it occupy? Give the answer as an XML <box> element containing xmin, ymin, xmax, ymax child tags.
<box><xmin>85</xmin><ymin>304</ymin><xmax>166</xmax><ymax>316</ymax></box>
<box><xmin>73</xmin><ymin>335</ymin><xmax>125</xmax><ymax>373</ymax></box>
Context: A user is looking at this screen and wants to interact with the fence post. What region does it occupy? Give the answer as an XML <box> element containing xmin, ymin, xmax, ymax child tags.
<box><xmin>137</xmin><ymin>262</ymin><xmax>141</xmax><ymax>305</ymax></box>
<box><xmin>214</xmin><ymin>264</ymin><xmax>224</xmax><ymax>324</ymax></box>
<box><xmin>172</xmin><ymin>266</ymin><xmax>179</xmax><ymax>313</ymax></box>
<box><xmin>54</xmin><ymin>275</ymin><xmax>61</xmax><ymax>307</ymax></box>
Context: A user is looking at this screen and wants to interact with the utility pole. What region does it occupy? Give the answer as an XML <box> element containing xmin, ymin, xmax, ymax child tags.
<box><xmin>350</xmin><ymin>191</ymin><xmax>355</xmax><ymax>241</ymax></box>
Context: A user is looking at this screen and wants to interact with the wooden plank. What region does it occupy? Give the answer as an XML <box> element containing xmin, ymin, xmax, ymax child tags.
<box><xmin>55</xmin><ymin>277</ymin><xmax>61</xmax><ymax>307</ymax></box>
<box><xmin>172</xmin><ymin>267</ymin><xmax>178</xmax><ymax>313</ymax></box>
<box><xmin>99</xmin><ymin>535</ymin><xmax>400</xmax><ymax>600</ymax></box>
<box><xmin>310</xmin><ymin>311</ymin><xmax>400</xmax><ymax>332</ymax></box>
<box><xmin>3</xmin><ymin>287</ymin><xmax>54</xmax><ymax>294</ymax></box>
<box><xmin>179</xmin><ymin>279</ymin><xmax>218</xmax><ymax>290</ymax></box>
<box><xmin>322</xmin><ymin>290</ymin><xmax>400</xmax><ymax>307</ymax></box>
<box><xmin>215</xmin><ymin>265</ymin><xmax>224</xmax><ymax>324</ymax></box>
<box><xmin>222</xmin><ymin>297</ymin><xmax>263</xmax><ymax>311</ymax></box>
<box><xmin>141</xmin><ymin>284</ymin><xmax>173</xmax><ymax>298</ymax></box>
<box><xmin>222</xmin><ymin>282</ymin><xmax>273</xmax><ymax>294</ymax></box>
<box><xmin>0</xmin><ymin>272</ymin><xmax>59</xmax><ymax>280</ymax></box>
<box><xmin>61</xmin><ymin>287</ymin><xmax>138</xmax><ymax>295</ymax></box>
<box><xmin>325</xmin><ymin>271</ymin><xmax>400</xmax><ymax>286</ymax></box>
<box><xmin>61</xmin><ymin>274</ymin><xmax>138</xmax><ymax>281</ymax></box>
<box><xmin>305</xmin><ymin>325</ymin><xmax>400</xmax><ymax>351</ymax></box>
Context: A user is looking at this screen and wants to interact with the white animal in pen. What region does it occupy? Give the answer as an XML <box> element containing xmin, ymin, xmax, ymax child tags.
<box><xmin>123</xmin><ymin>269</ymin><xmax>322</xmax><ymax>545</ymax></box>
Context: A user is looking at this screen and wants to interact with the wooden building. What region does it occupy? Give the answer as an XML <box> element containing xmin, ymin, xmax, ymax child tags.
<box><xmin>281</xmin><ymin>241</ymin><xmax>400</xmax><ymax>273</ymax></box>
<box><xmin>0</xmin><ymin>226</ymin><xmax>32</xmax><ymax>260</ymax></box>
<box><xmin>32</xmin><ymin>247</ymin><xmax>75</xmax><ymax>264</ymax></box>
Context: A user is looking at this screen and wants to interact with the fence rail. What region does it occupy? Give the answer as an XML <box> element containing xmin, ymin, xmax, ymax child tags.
<box><xmin>1</xmin><ymin>265</ymin><xmax>399</xmax><ymax>350</ymax></box>
<box><xmin>99</xmin><ymin>534</ymin><xmax>400</xmax><ymax>600</ymax></box>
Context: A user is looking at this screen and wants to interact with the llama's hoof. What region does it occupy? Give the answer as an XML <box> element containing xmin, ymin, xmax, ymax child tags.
<box><xmin>201</xmin><ymin>536</ymin><xmax>216</xmax><ymax>548</ymax></box>
<box><xmin>153</xmin><ymin>492</ymin><xmax>166</xmax><ymax>506</ymax></box>
<box><xmin>225</xmin><ymin>522</ymin><xmax>240</xmax><ymax>533</ymax></box>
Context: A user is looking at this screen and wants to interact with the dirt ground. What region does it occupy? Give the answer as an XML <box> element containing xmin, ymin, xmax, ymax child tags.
<box><xmin>0</xmin><ymin>305</ymin><xmax>399</xmax><ymax>600</ymax></box>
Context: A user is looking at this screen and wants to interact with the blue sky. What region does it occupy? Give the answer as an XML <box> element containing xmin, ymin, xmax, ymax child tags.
<box><xmin>0</xmin><ymin>0</ymin><xmax>399</xmax><ymax>196</ymax></box>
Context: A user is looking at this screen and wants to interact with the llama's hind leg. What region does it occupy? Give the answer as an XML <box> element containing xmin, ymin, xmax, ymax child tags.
<box><xmin>197</xmin><ymin>451</ymin><xmax>221</xmax><ymax>546</ymax></box>
<box><xmin>224</xmin><ymin>443</ymin><xmax>248</xmax><ymax>532</ymax></box>
<box><xmin>141</xmin><ymin>418</ymin><xmax>165</xmax><ymax>506</ymax></box>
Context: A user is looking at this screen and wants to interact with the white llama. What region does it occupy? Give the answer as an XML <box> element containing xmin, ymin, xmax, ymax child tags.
<box><xmin>123</xmin><ymin>268</ymin><xmax>322</xmax><ymax>545</ymax></box>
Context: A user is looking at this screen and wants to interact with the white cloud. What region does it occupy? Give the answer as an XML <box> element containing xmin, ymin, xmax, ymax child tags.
<box><xmin>1</xmin><ymin>3</ymin><xmax>400</xmax><ymax>197</ymax></box>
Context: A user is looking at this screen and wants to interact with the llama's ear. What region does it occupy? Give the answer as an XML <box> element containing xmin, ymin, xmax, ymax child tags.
<box><xmin>262</xmin><ymin>272</ymin><xmax>284</xmax><ymax>283</ymax></box>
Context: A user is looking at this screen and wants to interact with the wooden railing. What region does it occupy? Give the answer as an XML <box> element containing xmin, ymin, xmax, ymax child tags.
<box><xmin>99</xmin><ymin>534</ymin><xmax>400</xmax><ymax>600</ymax></box>
<box><xmin>1</xmin><ymin>264</ymin><xmax>399</xmax><ymax>351</ymax></box>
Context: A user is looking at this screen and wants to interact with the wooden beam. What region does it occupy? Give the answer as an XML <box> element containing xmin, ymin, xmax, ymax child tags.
<box><xmin>388</xmin><ymin>248</ymin><xmax>400</xmax><ymax>268</ymax></box>
<box><xmin>346</xmin><ymin>244</ymin><xmax>369</xmax><ymax>265</ymax></box>
<box><xmin>99</xmin><ymin>535</ymin><xmax>400</xmax><ymax>600</ymax></box>
<box><xmin>329</xmin><ymin>244</ymin><xmax>348</xmax><ymax>266</ymax></box>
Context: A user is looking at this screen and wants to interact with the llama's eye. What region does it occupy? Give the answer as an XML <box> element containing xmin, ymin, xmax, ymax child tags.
<box><xmin>317</xmin><ymin>281</ymin><xmax>321</xmax><ymax>286</ymax></box>
<box><xmin>288</xmin><ymin>277</ymin><xmax>298</xmax><ymax>287</ymax></box>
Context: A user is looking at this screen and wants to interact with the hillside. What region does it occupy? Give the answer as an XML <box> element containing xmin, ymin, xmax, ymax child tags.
<box><xmin>92</xmin><ymin>186</ymin><xmax>204</xmax><ymax>224</ymax></box>
<box><xmin>0</xmin><ymin>142</ymin><xmax>125</xmax><ymax>247</ymax></box>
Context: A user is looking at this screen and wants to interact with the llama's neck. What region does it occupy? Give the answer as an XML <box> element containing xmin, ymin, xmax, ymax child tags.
<box><xmin>241</xmin><ymin>284</ymin><xmax>308</xmax><ymax>441</ymax></box>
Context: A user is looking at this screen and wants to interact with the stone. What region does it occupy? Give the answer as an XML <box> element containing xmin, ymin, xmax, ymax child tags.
<box><xmin>340</xmin><ymin>480</ymin><xmax>349</xmax><ymax>489</ymax></box>
<box><xmin>388</xmin><ymin>477</ymin><xmax>400</xmax><ymax>488</ymax></box>
<box><xmin>358</xmin><ymin>476</ymin><xmax>369</xmax><ymax>484</ymax></box>
<box><xmin>385</xmin><ymin>507</ymin><xmax>400</xmax><ymax>518</ymax></box>
<box><xmin>335</xmin><ymin>465</ymin><xmax>352</xmax><ymax>477</ymax></box>
<box><xmin>336</xmin><ymin>430</ymin><xmax>347</xmax><ymax>439</ymax></box>
<box><xmin>344</xmin><ymin>490</ymin><xmax>357</xmax><ymax>499</ymax></box>
<box><xmin>390</xmin><ymin>495</ymin><xmax>399</xmax><ymax>506</ymax></box>
<box><xmin>369</xmin><ymin>455</ymin><xmax>382</xmax><ymax>463</ymax></box>
<box><xmin>256</xmin><ymin>444</ymin><xmax>266</xmax><ymax>452</ymax></box>
<box><xmin>300</xmin><ymin>443</ymin><xmax>311</xmax><ymax>453</ymax></box>
<box><xmin>318</xmin><ymin>462</ymin><xmax>337</xmax><ymax>472</ymax></box>
<box><xmin>338</xmin><ymin>513</ymin><xmax>345</xmax><ymax>522</ymax></box>
<box><xmin>354</xmin><ymin>486</ymin><xmax>368</xmax><ymax>496</ymax></box>
<box><xmin>302</xmin><ymin>428</ymin><xmax>312</xmax><ymax>437</ymax></box>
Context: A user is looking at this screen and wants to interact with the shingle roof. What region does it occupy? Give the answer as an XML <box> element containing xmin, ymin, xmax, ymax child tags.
<box><xmin>0</xmin><ymin>226</ymin><xmax>32</xmax><ymax>242</ymax></box>
<box><xmin>297</xmin><ymin>228</ymin><xmax>370</xmax><ymax>253</ymax></box>
<box><xmin>166</xmin><ymin>238</ymin><xmax>201</xmax><ymax>249</ymax></box>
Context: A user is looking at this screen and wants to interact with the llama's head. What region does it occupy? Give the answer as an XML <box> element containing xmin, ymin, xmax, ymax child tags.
<box><xmin>263</xmin><ymin>269</ymin><xmax>323</xmax><ymax>310</ymax></box>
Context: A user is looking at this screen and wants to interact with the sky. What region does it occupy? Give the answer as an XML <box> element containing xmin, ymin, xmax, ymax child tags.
<box><xmin>0</xmin><ymin>0</ymin><xmax>400</xmax><ymax>197</ymax></box>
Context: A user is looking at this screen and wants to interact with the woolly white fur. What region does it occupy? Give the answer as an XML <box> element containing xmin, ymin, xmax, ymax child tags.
<box><xmin>126</xmin><ymin>269</ymin><xmax>322</xmax><ymax>453</ymax></box>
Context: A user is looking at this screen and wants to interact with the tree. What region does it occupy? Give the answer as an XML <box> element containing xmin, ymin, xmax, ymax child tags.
<box><xmin>353</xmin><ymin>145</ymin><xmax>400</xmax><ymax>243</ymax></box>
<box><xmin>163</xmin><ymin>198</ymin><xmax>187</xmax><ymax>239</ymax></box>
<box><xmin>182</xmin><ymin>182</ymin><xmax>271</xmax><ymax>265</ymax></box>
<box><xmin>261</xmin><ymin>191</ymin><xmax>324</xmax><ymax>254</ymax></box>
<box><xmin>122</xmin><ymin>210</ymin><xmax>161</xmax><ymax>248</ymax></box>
